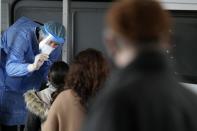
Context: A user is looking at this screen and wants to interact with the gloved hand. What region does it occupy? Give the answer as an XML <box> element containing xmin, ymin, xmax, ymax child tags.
<box><xmin>27</xmin><ymin>53</ymin><xmax>49</xmax><ymax>72</ymax></box>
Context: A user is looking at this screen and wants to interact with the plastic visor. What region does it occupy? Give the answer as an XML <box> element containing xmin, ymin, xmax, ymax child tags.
<box><xmin>44</xmin><ymin>26</ymin><xmax>65</xmax><ymax>44</ymax></box>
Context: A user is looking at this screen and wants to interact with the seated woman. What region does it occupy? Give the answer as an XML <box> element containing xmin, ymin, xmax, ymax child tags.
<box><xmin>24</xmin><ymin>61</ymin><xmax>69</xmax><ymax>131</ymax></box>
<box><xmin>42</xmin><ymin>48</ymin><xmax>109</xmax><ymax>131</ymax></box>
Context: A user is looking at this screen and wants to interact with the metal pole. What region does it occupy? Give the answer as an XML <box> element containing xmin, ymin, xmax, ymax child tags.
<box><xmin>62</xmin><ymin>0</ymin><xmax>71</xmax><ymax>63</ymax></box>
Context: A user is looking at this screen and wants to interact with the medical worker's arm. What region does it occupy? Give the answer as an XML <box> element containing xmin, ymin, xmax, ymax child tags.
<box><xmin>6</xmin><ymin>33</ymin><xmax>35</xmax><ymax>77</ymax></box>
<box><xmin>27</xmin><ymin>53</ymin><xmax>48</xmax><ymax>72</ymax></box>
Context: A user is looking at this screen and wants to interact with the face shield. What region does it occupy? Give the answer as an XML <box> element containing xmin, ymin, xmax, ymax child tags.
<box><xmin>39</xmin><ymin>23</ymin><xmax>65</xmax><ymax>55</ymax></box>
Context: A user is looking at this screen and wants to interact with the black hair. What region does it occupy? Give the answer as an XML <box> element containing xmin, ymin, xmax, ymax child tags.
<box><xmin>48</xmin><ymin>61</ymin><xmax>69</xmax><ymax>103</ymax></box>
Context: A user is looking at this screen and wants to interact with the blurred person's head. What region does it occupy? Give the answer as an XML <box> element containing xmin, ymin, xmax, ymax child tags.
<box><xmin>66</xmin><ymin>48</ymin><xmax>109</xmax><ymax>109</ymax></box>
<box><xmin>104</xmin><ymin>0</ymin><xmax>171</xmax><ymax>68</ymax></box>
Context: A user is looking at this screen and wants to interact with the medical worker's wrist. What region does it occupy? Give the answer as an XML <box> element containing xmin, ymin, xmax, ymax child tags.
<box><xmin>27</xmin><ymin>64</ymin><xmax>36</xmax><ymax>72</ymax></box>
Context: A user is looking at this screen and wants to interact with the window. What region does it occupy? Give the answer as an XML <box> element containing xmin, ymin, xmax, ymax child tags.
<box><xmin>170</xmin><ymin>11</ymin><xmax>197</xmax><ymax>83</ymax></box>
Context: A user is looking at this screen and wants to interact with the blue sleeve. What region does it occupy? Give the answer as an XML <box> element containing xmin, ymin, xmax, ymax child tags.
<box><xmin>5</xmin><ymin>32</ymin><xmax>31</xmax><ymax>77</ymax></box>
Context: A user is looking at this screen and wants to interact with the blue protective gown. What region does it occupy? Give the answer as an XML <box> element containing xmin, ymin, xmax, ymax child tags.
<box><xmin>0</xmin><ymin>17</ymin><xmax>61</xmax><ymax>125</ymax></box>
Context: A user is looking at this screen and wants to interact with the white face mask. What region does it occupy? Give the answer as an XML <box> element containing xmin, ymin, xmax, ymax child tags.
<box><xmin>39</xmin><ymin>35</ymin><xmax>55</xmax><ymax>55</ymax></box>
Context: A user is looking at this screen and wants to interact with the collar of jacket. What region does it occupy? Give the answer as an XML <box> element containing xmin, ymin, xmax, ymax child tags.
<box><xmin>107</xmin><ymin>50</ymin><xmax>173</xmax><ymax>90</ymax></box>
<box><xmin>121</xmin><ymin>50</ymin><xmax>170</xmax><ymax>75</ymax></box>
<box><xmin>24</xmin><ymin>90</ymin><xmax>49</xmax><ymax>120</ymax></box>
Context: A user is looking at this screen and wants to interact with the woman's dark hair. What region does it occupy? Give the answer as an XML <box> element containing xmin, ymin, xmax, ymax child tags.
<box><xmin>49</xmin><ymin>61</ymin><xmax>69</xmax><ymax>103</ymax></box>
<box><xmin>66</xmin><ymin>48</ymin><xmax>109</xmax><ymax>109</ymax></box>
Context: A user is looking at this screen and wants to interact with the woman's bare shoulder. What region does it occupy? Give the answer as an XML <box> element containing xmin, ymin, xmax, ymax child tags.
<box><xmin>55</xmin><ymin>89</ymin><xmax>78</xmax><ymax>104</ymax></box>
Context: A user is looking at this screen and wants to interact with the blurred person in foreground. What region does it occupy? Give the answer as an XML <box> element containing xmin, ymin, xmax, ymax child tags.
<box><xmin>82</xmin><ymin>0</ymin><xmax>197</xmax><ymax>131</ymax></box>
<box><xmin>42</xmin><ymin>48</ymin><xmax>109</xmax><ymax>131</ymax></box>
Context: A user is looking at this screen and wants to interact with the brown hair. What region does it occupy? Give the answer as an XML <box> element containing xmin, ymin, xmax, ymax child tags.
<box><xmin>106</xmin><ymin>0</ymin><xmax>171</xmax><ymax>45</ymax></box>
<box><xmin>66</xmin><ymin>48</ymin><xmax>109</xmax><ymax>108</ymax></box>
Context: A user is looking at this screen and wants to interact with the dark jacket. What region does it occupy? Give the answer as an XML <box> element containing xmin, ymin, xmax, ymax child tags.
<box><xmin>24</xmin><ymin>89</ymin><xmax>52</xmax><ymax>131</ymax></box>
<box><xmin>83</xmin><ymin>50</ymin><xmax>197</xmax><ymax>131</ymax></box>
<box><xmin>24</xmin><ymin>112</ymin><xmax>41</xmax><ymax>131</ymax></box>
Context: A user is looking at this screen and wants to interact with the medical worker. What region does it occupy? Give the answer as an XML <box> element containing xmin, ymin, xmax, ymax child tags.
<box><xmin>0</xmin><ymin>17</ymin><xmax>66</xmax><ymax>131</ymax></box>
